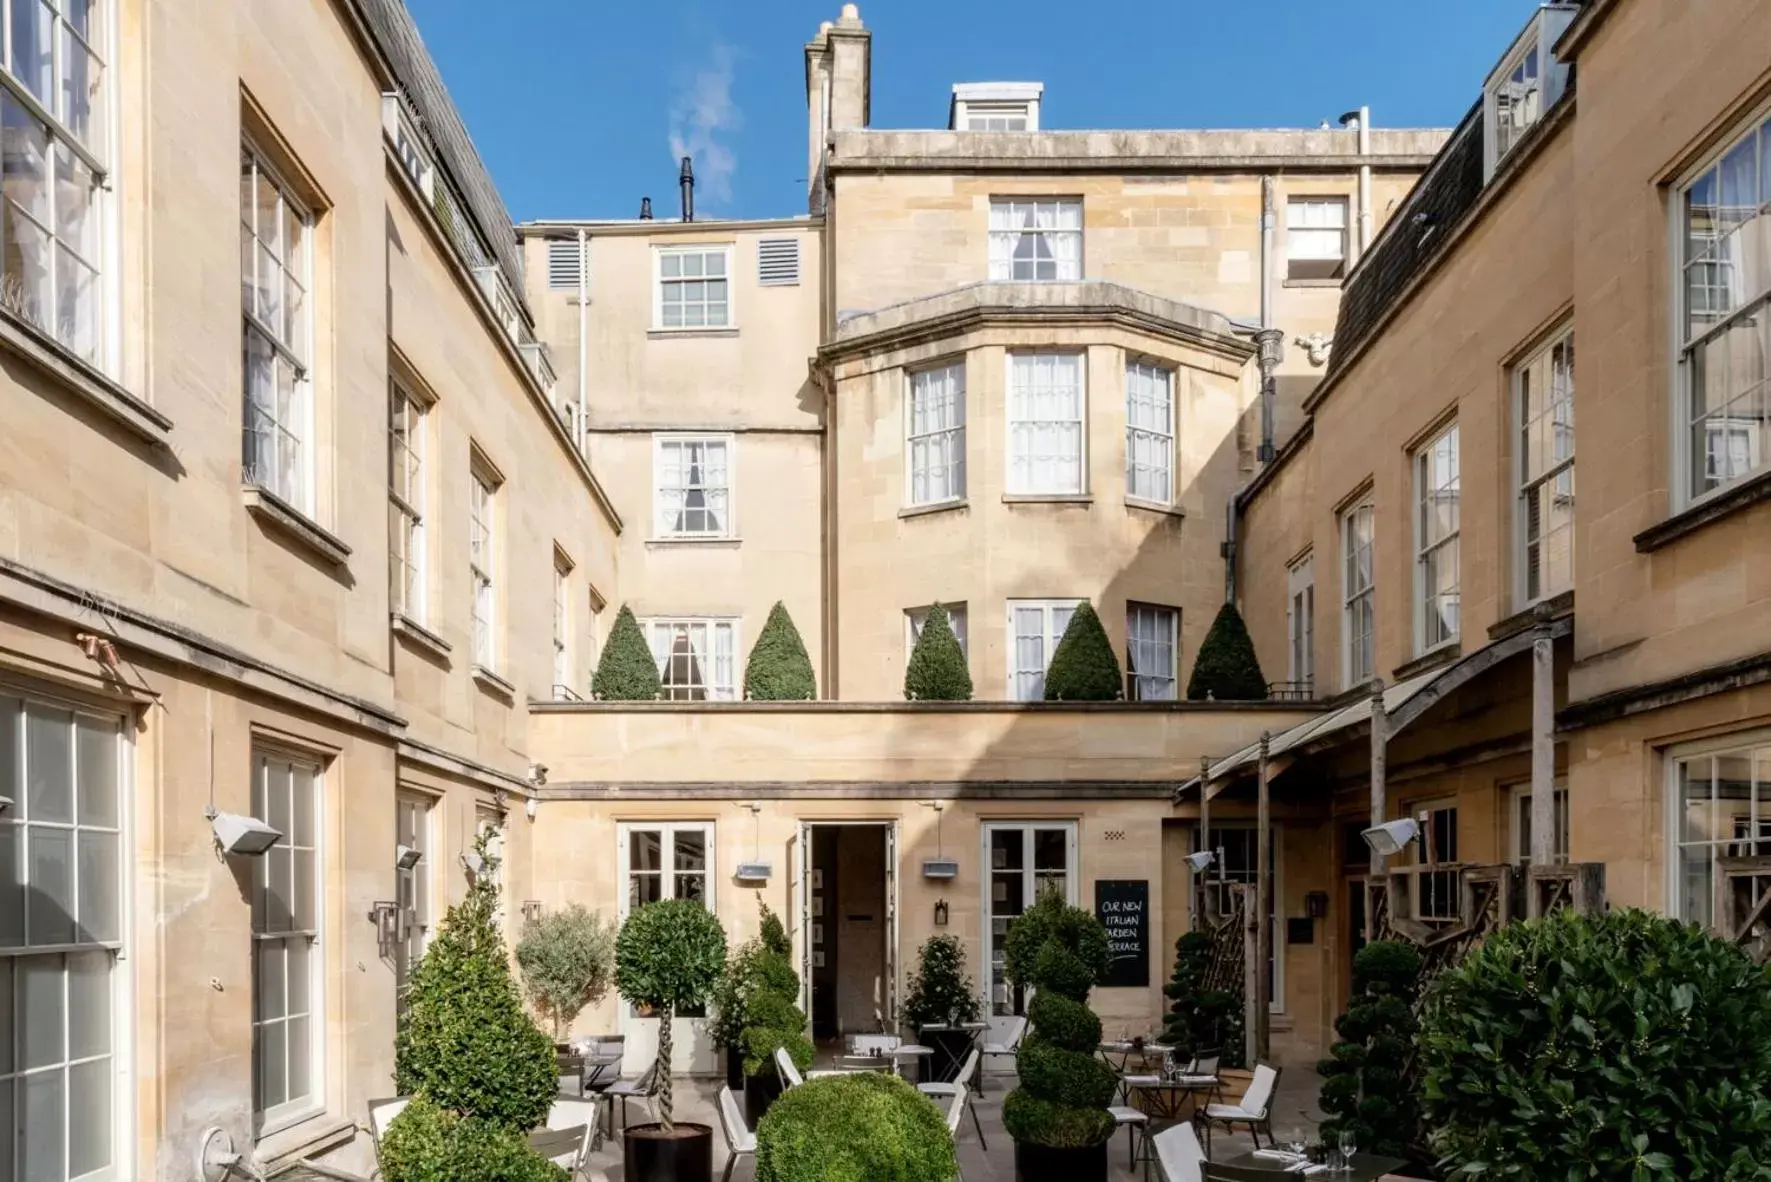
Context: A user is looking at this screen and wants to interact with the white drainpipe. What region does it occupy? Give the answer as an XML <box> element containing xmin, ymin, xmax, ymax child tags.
<box><xmin>1357</xmin><ymin>105</ymin><xmax>1373</xmax><ymax>257</ymax></box>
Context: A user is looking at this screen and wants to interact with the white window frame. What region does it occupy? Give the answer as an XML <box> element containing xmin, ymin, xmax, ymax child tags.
<box><xmin>1287</xmin><ymin>553</ymin><xmax>1315</xmax><ymax>695</ymax></box>
<box><xmin>652</xmin><ymin>244</ymin><xmax>734</xmax><ymax>331</ymax></box>
<box><xmin>1405</xmin><ymin>796</ymin><xmax>1461</xmax><ymax>927</ymax></box>
<box><xmin>469</xmin><ymin>467</ymin><xmax>498</xmax><ymax>671</ymax></box>
<box><xmin>1006</xmin><ymin>598</ymin><xmax>1082</xmax><ymax>702</ymax></box>
<box><xmin>1192</xmin><ymin>823</ymin><xmax>1285</xmax><ymax>1013</ymax></box>
<box><xmin>1414</xmin><ymin>423</ymin><xmax>1461</xmax><ymax>655</ymax></box>
<box><xmin>653</xmin><ymin>434</ymin><xmax>735</xmax><ymax>540</ymax></box>
<box><xmin>1125</xmin><ymin>359</ymin><xmax>1174</xmax><ymax>505</ymax></box>
<box><xmin>1482</xmin><ymin>6</ymin><xmax>1576</xmax><ymax>178</ymax></box>
<box><xmin>1508</xmin><ymin>780</ymin><xmax>1569</xmax><ymax>867</ymax></box>
<box><xmin>906</xmin><ymin>361</ymin><xmax>967</xmax><ymax>507</ymax></box>
<box><xmin>962</xmin><ymin>102</ymin><xmax>1032</xmax><ymax>131</ymax></box>
<box><xmin>906</xmin><ymin>603</ymin><xmax>968</xmax><ymax>659</ymax></box>
<box><xmin>1665</xmin><ymin>728</ymin><xmax>1771</xmax><ymax>928</ymax></box>
<box><xmin>617</xmin><ymin>822</ymin><xmax>716</xmax><ymax>917</ymax></box>
<box><xmin>1006</xmin><ymin>351</ymin><xmax>1087</xmax><ymax>496</ymax></box>
<box><xmin>1285</xmin><ymin>198</ymin><xmax>1348</xmax><ymax>281</ymax></box>
<box><xmin>981</xmin><ymin>821</ymin><xmax>1077</xmax><ymax>1015</ymax></box>
<box><xmin>251</xmin><ymin>746</ymin><xmax>325</xmax><ymax>1134</ymax></box>
<box><xmin>1514</xmin><ymin>329</ymin><xmax>1575</xmax><ymax>607</ymax></box>
<box><xmin>394</xmin><ymin>790</ymin><xmax>435</xmax><ymax>1010</ymax></box>
<box><xmin>642</xmin><ymin>617</ymin><xmax>741</xmax><ymax>702</ymax></box>
<box><xmin>988</xmin><ymin>198</ymin><xmax>1082</xmax><ymax>283</ymax></box>
<box><xmin>552</xmin><ymin>552</ymin><xmax>572</xmax><ymax>700</ymax></box>
<box><xmin>1340</xmin><ymin>499</ymin><xmax>1375</xmax><ymax>689</ymax></box>
<box><xmin>241</xmin><ymin>141</ymin><xmax>316</xmax><ymax>514</ymax></box>
<box><xmin>389</xmin><ymin>378</ymin><xmax>428</xmax><ymax>625</ymax></box>
<box><xmin>1125</xmin><ymin>602</ymin><xmax>1179</xmax><ymax>702</ymax></box>
<box><xmin>0</xmin><ymin>689</ymin><xmax>132</xmax><ymax>1179</ymax></box>
<box><xmin>1672</xmin><ymin>99</ymin><xmax>1771</xmax><ymax>508</ymax></box>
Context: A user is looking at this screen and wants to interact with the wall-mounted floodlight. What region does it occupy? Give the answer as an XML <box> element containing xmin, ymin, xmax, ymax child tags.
<box><xmin>1184</xmin><ymin>850</ymin><xmax>1216</xmax><ymax>873</ymax></box>
<box><xmin>396</xmin><ymin>844</ymin><xmax>423</xmax><ymax>871</ymax></box>
<box><xmin>211</xmin><ymin>811</ymin><xmax>282</xmax><ymax>857</ymax></box>
<box><xmin>1361</xmin><ymin>818</ymin><xmax>1420</xmax><ymax>858</ymax></box>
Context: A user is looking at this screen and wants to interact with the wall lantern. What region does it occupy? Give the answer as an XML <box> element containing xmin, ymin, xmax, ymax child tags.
<box><xmin>522</xmin><ymin>900</ymin><xmax>544</xmax><ymax>924</ymax></box>
<box><xmin>368</xmin><ymin>901</ymin><xmax>400</xmax><ymax>958</ymax></box>
<box><xmin>934</xmin><ymin>899</ymin><xmax>949</xmax><ymax>927</ymax></box>
<box><xmin>1305</xmin><ymin>891</ymin><xmax>1329</xmax><ymax>920</ymax></box>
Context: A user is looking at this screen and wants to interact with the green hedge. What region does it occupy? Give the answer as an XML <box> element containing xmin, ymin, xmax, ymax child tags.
<box><xmin>379</xmin><ymin>1096</ymin><xmax>566</xmax><ymax>1182</ymax></box>
<box><xmin>592</xmin><ymin>605</ymin><xmax>661</xmax><ymax>700</ymax></box>
<box><xmin>1042</xmin><ymin>601</ymin><xmax>1123</xmax><ymax>701</ymax></box>
<box><xmin>745</xmin><ymin>601</ymin><xmax>817</xmax><ymax>700</ymax></box>
<box><xmin>1186</xmin><ymin>602</ymin><xmax>1268</xmax><ymax>701</ymax></box>
<box><xmin>905</xmin><ymin>604</ymin><xmax>972</xmax><ymax>701</ymax></box>
<box><xmin>1419</xmin><ymin>909</ymin><xmax>1771</xmax><ymax>1178</ymax></box>
<box><xmin>755</xmin><ymin>1071</ymin><xmax>957</xmax><ymax>1182</ymax></box>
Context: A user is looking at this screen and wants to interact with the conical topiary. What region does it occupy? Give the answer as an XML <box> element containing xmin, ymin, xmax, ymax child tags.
<box><xmin>905</xmin><ymin>603</ymin><xmax>972</xmax><ymax>701</ymax></box>
<box><xmin>1043</xmin><ymin>601</ymin><xmax>1123</xmax><ymax>701</ymax></box>
<box><xmin>1001</xmin><ymin>890</ymin><xmax>1118</xmax><ymax>1151</ymax></box>
<box><xmin>745</xmin><ymin>601</ymin><xmax>817</xmax><ymax>700</ymax></box>
<box><xmin>592</xmin><ymin>604</ymin><xmax>661</xmax><ymax>701</ymax></box>
<box><xmin>394</xmin><ymin>829</ymin><xmax>559</xmax><ymax>1133</ymax></box>
<box><xmin>1187</xmin><ymin>601</ymin><xmax>1269</xmax><ymax>701</ymax></box>
<box><xmin>1160</xmin><ymin>931</ymin><xmax>1244</xmax><ymax>1068</ymax></box>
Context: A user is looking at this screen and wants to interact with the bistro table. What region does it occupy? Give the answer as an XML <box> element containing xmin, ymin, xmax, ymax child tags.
<box><xmin>1098</xmin><ymin>1040</ymin><xmax>1176</xmax><ymax>1074</ymax></box>
<box><xmin>1208</xmin><ymin>1151</ymin><xmax>1407</xmax><ymax>1181</ymax></box>
<box><xmin>1124</xmin><ymin>1077</ymin><xmax>1217</xmax><ymax>1125</ymax></box>
<box><xmin>920</xmin><ymin>1022</ymin><xmax>989</xmax><ymax>1083</ymax></box>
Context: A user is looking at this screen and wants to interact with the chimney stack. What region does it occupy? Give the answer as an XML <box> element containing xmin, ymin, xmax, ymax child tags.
<box><xmin>803</xmin><ymin>5</ymin><xmax>871</xmax><ymax>213</ymax></box>
<box><xmin>679</xmin><ymin>156</ymin><xmax>695</xmax><ymax>223</ymax></box>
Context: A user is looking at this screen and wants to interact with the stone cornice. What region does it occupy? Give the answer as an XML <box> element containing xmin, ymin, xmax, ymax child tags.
<box><xmin>818</xmin><ymin>281</ymin><xmax>1257</xmax><ymax>367</ymax></box>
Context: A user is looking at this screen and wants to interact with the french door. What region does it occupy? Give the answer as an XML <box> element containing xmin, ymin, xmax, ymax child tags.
<box><xmin>617</xmin><ymin>822</ymin><xmax>716</xmax><ymax>1074</ymax></box>
<box><xmin>982</xmin><ymin>822</ymin><xmax>1077</xmax><ymax>1015</ymax></box>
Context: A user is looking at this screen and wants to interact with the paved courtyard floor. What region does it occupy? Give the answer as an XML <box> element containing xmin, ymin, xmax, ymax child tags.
<box><xmin>577</xmin><ymin>1064</ymin><xmax>1331</xmax><ymax>1181</ymax></box>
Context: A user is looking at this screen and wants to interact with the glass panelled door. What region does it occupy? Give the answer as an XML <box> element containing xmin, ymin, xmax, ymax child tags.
<box><xmin>983</xmin><ymin>822</ymin><xmax>1077</xmax><ymax>1015</ymax></box>
<box><xmin>618</xmin><ymin>822</ymin><xmax>715</xmax><ymax>1073</ymax></box>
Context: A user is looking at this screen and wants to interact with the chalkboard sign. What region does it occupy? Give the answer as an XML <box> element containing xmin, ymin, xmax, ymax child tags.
<box><xmin>1094</xmin><ymin>880</ymin><xmax>1150</xmax><ymax>989</ymax></box>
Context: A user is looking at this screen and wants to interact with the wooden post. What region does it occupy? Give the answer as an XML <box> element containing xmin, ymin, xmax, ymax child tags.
<box><xmin>1255</xmin><ymin>731</ymin><xmax>1272</xmax><ymax>1062</ymax></box>
<box><xmin>1242</xmin><ymin>884</ymin><xmax>1259</xmax><ymax>1071</ymax></box>
<box><xmin>1529</xmin><ymin>627</ymin><xmax>1556</xmax><ymax>916</ymax></box>
<box><xmin>1197</xmin><ymin>754</ymin><xmax>1212</xmax><ymax>925</ymax></box>
<box><xmin>1367</xmin><ymin>679</ymin><xmax>1387</xmax><ymax>942</ymax></box>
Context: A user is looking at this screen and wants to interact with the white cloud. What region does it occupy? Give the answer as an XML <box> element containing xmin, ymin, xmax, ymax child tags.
<box><xmin>668</xmin><ymin>44</ymin><xmax>741</xmax><ymax>209</ymax></box>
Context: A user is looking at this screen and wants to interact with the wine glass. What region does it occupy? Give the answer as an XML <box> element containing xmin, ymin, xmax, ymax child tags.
<box><xmin>1337</xmin><ymin>1128</ymin><xmax>1358</xmax><ymax>1171</ymax></box>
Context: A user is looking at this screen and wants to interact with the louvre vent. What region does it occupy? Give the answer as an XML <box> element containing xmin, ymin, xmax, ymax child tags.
<box><xmin>756</xmin><ymin>237</ymin><xmax>800</xmax><ymax>287</ymax></box>
<box><xmin>546</xmin><ymin>239</ymin><xmax>582</xmax><ymax>290</ymax></box>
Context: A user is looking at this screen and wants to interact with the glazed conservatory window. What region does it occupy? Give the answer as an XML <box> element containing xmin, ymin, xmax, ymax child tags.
<box><xmin>1677</xmin><ymin>108</ymin><xmax>1771</xmax><ymax>504</ymax></box>
<box><xmin>988</xmin><ymin>199</ymin><xmax>1081</xmax><ymax>282</ymax></box>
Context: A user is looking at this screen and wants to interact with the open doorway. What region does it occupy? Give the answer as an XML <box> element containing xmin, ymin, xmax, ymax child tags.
<box><xmin>798</xmin><ymin>823</ymin><xmax>898</xmax><ymax>1044</ymax></box>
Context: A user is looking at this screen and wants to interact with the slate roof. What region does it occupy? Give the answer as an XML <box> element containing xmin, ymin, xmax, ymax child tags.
<box><xmin>1324</xmin><ymin>101</ymin><xmax>1485</xmax><ymax>382</ymax></box>
<box><xmin>353</xmin><ymin>0</ymin><xmax>527</xmax><ymax>301</ymax></box>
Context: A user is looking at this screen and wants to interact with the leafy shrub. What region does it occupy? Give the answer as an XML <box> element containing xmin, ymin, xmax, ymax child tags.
<box><xmin>1186</xmin><ymin>602</ymin><xmax>1268</xmax><ymax>701</ymax></box>
<box><xmin>745</xmin><ymin>601</ymin><xmax>817</xmax><ymax>699</ymax></box>
<box><xmin>514</xmin><ymin>903</ymin><xmax>616</xmax><ymax>1039</ymax></box>
<box><xmin>615</xmin><ymin>897</ymin><xmax>727</xmax><ymax>1131</ymax></box>
<box><xmin>379</xmin><ymin>1095</ymin><xmax>566</xmax><ymax>1182</ymax></box>
<box><xmin>711</xmin><ymin>937</ymin><xmax>766</xmax><ymax>1053</ymax></box>
<box><xmin>1001</xmin><ymin>891</ymin><xmax>1118</xmax><ymax>1150</ymax></box>
<box><xmin>905</xmin><ymin>603</ymin><xmax>972</xmax><ymax>701</ymax></box>
<box><xmin>755</xmin><ymin>1071</ymin><xmax>957</xmax><ymax>1182</ymax></box>
<box><xmin>591</xmin><ymin>605</ymin><xmax>661</xmax><ymax>701</ymax></box>
<box><xmin>903</xmin><ymin>935</ymin><xmax>983</xmax><ymax>1030</ymax></box>
<box><xmin>741</xmin><ymin>966</ymin><xmax>815</xmax><ymax>1078</ymax></box>
<box><xmin>395</xmin><ymin>831</ymin><xmax>557</xmax><ymax>1132</ymax></box>
<box><xmin>1419</xmin><ymin>908</ymin><xmax>1771</xmax><ymax>1179</ymax></box>
<box><xmin>1159</xmin><ymin>931</ymin><xmax>1245</xmax><ymax>1068</ymax></box>
<box><xmin>1317</xmin><ymin>940</ymin><xmax>1421</xmax><ymax>1159</ymax></box>
<box><xmin>1042</xmin><ymin>601</ymin><xmax>1123</xmax><ymax>701</ymax></box>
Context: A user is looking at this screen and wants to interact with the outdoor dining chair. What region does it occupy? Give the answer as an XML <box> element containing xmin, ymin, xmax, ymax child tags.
<box><xmin>943</xmin><ymin>1086</ymin><xmax>970</xmax><ymax>1182</ymax></box>
<box><xmin>1108</xmin><ymin>1099</ymin><xmax>1153</xmax><ymax>1178</ymax></box>
<box><xmin>541</xmin><ymin>1095</ymin><xmax>599</xmax><ymax>1173</ymax></box>
<box><xmin>918</xmin><ymin>1048</ymin><xmax>986</xmax><ymax>1148</ymax></box>
<box><xmin>979</xmin><ymin>1014</ymin><xmax>1027</xmax><ymax>1094</ymax></box>
<box><xmin>774</xmin><ymin>1045</ymin><xmax>806</xmax><ymax>1088</ymax></box>
<box><xmin>1151</xmin><ymin>1121</ymin><xmax>1207</xmax><ymax>1182</ymax></box>
<box><xmin>602</xmin><ymin>1061</ymin><xmax>659</xmax><ymax>1135</ymax></box>
<box><xmin>716</xmin><ymin>1085</ymin><xmax>757</xmax><ymax>1182</ymax></box>
<box><xmin>1198</xmin><ymin>1062</ymin><xmax>1282</xmax><ymax>1154</ymax></box>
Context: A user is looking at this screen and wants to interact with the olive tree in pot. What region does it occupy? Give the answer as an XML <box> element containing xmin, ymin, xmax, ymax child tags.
<box><xmin>1001</xmin><ymin>891</ymin><xmax>1118</xmax><ymax>1182</ymax></box>
<box><xmin>903</xmin><ymin>934</ymin><xmax>982</xmax><ymax>1082</ymax></box>
<box><xmin>614</xmin><ymin>897</ymin><xmax>728</xmax><ymax>1182</ymax></box>
<box><xmin>514</xmin><ymin>903</ymin><xmax>617</xmax><ymax>1041</ymax></box>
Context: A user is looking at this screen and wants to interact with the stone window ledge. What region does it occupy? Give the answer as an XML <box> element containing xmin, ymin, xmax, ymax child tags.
<box><xmin>645</xmin><ymin>536</ymin><xmax>742</xmax><ymax>549</ymax></box>
<box><xmin>241</xmin><ymin>485</ymin><xmax>352</xmax><ymax>567</ymax></box>
<box><xmin>1635</xmin><ymin>469</ymin><xmax>1771</xmax><ymax>552</ymax></box>
<box><xmin>1125</xmin><ymin>497</ymin><xmax>1185</xmax><ymax>519</ymax></box>
<box><xmin>1</xmin><ymin>310</ymin><xmax>171</xmax><ymax>446</ymax></box>
<box><xmin>1002</xmin><ymin>493</ymin><xmax>1094</xmax><ymax>506</ymax></box>
<box><xmin>473</xmin><ymin>664</ymin><xmax>517</xmax><ymax>700</ymax></box>
<box><xmin>646</xmin><ymin>327</ymin><xmax>740</xmax><ymax>340</ymax></box>
<box><xmin>253</xmin><ymin>1113</ymin><xmax>357</xmax><ymax>1170</ymax></box>
<box><xmin>392</xmin><ymin>613</ymin><xmax>451</xmax><ymax>660</ymax></box>
<box><xmin>899</xmin><ymin>499</ymin><xmax>967</xmax><ymax>520</ymax></box>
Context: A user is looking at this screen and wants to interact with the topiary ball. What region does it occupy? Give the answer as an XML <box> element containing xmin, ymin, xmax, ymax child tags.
<box><xmin>755</xmin><ymin>1071</ymin><xmax>957</xmax><ymax>1182</ymax></box>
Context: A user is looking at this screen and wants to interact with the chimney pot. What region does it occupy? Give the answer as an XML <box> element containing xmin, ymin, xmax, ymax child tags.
<box><xmin>839</xmin><ymin>3</ymin><xmax>860</xmax><ymax>20</ymax></box>
<box><xmin>639</xmin><ymin>196</ymin><xmax>653</xmax><ymax>220</ymax></box>
<box><xmin>679</xmin><ymin>156</ymin><xmax>695</xmax><ymax>223</ymax></box>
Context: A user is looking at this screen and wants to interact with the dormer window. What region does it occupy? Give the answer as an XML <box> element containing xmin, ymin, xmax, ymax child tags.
<box><xmin>1483</xmin><ymin>5</ymin><xmax>1577</xmax><ymax>179</ymax></box>
<box><xmin>950</xmin><ymin>82</ymin><xmax>1042</xmax><ymax>132</ymax></box>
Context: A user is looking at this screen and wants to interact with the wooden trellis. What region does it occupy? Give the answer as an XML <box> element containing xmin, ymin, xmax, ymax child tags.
<box><xmin>1715</xmin><ymin>856</ymin><xmax>1771</xmax><ymax>965</ymax></box>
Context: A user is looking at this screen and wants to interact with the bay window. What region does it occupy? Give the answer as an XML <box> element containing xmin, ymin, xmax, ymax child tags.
<box><xmin>1007</xmin><ymin>352</ymin><xmax>1085</xmax><ymax>495</ymax></box>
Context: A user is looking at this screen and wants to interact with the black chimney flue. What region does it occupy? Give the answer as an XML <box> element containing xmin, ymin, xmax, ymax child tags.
<box><xmin>639</xmin><ymin>196</ymin><xmax>653</xmax><ymax>220</ymax></box>
<box><xmin>679</xmin><ymin>156</ymin><xmax>695</xmax><ymax>223</ymax></box>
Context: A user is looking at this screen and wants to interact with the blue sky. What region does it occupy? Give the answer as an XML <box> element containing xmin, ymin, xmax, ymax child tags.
<box><xmin>405</xmin><ymin>0</ymin><xmax>1545</xmax><ymax>224</ymax></box>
